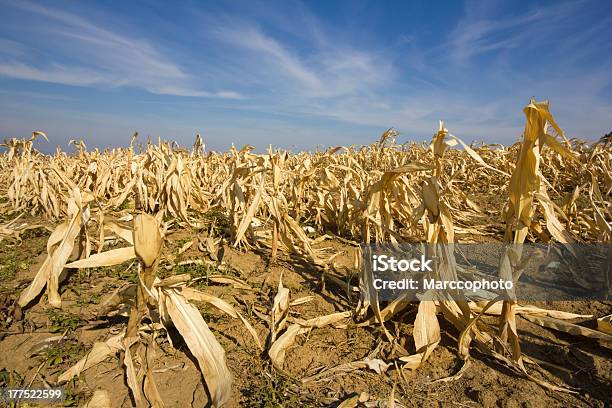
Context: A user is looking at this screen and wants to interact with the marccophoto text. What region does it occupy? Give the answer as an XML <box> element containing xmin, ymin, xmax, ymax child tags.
<box><xmin>371</xmin><ymin>254</ymin><xmax>514</xmax><ymax>292</ymax></box>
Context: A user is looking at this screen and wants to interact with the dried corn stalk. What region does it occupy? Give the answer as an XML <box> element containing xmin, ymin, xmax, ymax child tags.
<box><xmin>2</xmin><ymin>98</ymin><xmax>609</xmax><ymax>399</ymax></box>
<box><xmin>498</xmin><ymin>99</ymin><xmax>578</xmax><ymax>362</ymax></box>
<box><xmin>18</xmin><ymin>187</ymin><xmax>92</xmax><ymax>308</ymax></box>
<box><xmin>56</xmin><ymin>212</ymin><xmax>268</xmax><ymax>407</ymax></box>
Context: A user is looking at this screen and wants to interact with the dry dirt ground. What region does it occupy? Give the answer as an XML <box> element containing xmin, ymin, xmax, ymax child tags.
<box><xmin>0</xmin><ymin>215</ymin><xmax>610</xmax><ymax>407</ymax></box>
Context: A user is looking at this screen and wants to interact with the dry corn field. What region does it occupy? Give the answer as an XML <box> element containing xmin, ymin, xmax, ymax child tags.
<box><xmin>0</xmin><ymin>99</ymin><xmax>610</xmax><ymax>407</ymax></box>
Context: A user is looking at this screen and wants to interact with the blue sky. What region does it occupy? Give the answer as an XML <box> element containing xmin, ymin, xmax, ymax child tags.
<box><xmin>0</xmin><ymin>0</ymin><xmax>611</xmax><ymax>152</ymax></box>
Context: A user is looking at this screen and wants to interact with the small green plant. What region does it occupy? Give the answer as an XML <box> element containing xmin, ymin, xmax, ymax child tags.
<box><xmin>0</xmin><ymin>252</ymin><xmax>29</xmax><ymax>282</ymax></box>
<box><xmin>176</xmin><ymin>238</ymin><xmax>190</xmax><ymax>247</ymax></box>
<box><xmin>202</xmin><ymin>209</ymin><xmax>231</xmax><ymax>237</ymax></box>
<box><xmin>248</xmin><ymin>373</ymin><xmax>302</xmax><ymax>408</ymax></box>
<box><xmin>0</xmin><ymin>368</ymin><xmax>22</xmax><ymax>387</ymax></box>
<box><xmin>102</xmin><ymin>282</ymin><xmax>116</xmax><ymax>291</ymax></box>
<box><xmin>173</xmin><ymin>262</ymin><xmax>214</xmax><ymax>289</ymax></box>
<box><xmin>47</xmin><ymin>310</ymin><xmax>82</xmax><ymax>333</ymax></box>
<box><xmin>42</xmin><ymin>340</ymin><xmax>85</xmax><ymax>367</ymax></box>
<box><xmin>76</xmin><ymin>292</ymin><xmax>100</xmax><ymax>306</ymax></box>
<box><xmin>174</xmin><ymin>262</ymin><xmax>209</xmax><ymax>278</ymax></box>
<box><xmin>118</xmin><ymin>264</ymin><xmax>139</xmax><ymax>283</ymax></box>
<box><xmin>62</xmin><ymin>378</ymin><xmax>89</xmax><ymax>407</ymax></box>
<box><xmin>20</xmin><ymin>227</ymin><xmax>48</xmax><ymax>240</ymax></box>
<box><xmin>114</xmin><ymin>199</ymin><xmax>132</xmax><ymax>211</ymax></box>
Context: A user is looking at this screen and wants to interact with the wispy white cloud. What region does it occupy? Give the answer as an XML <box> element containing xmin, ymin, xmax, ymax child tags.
<box><xmin>216</xmin><ymin>26</ymin><xmax>322</xmax><ymax>90</ymax></box>
<box><xmin>0</xmin><ymin>63</ymin><xmax>108</xmax><ymax>86</ymax></box>
<box><xmin>1</xmin><ymin>0</ymin><xmax>610</xmax><ymax>150</ymax></box>
<box><xmin>447</xmin><ymin>1</ymin><xmax>579</xmax><ymax>63</ymax></box>
<box><xmin>212</xmin><ymin>23</ymin><xmax>392</xmax><ymax>99</ymax></box>
<box><xmin>0</xmin><ymin>38</ymin><xmax>27</xmax><ymax>57</ymax></box>
<box><xmin>0</xmin><ymin>1</ymin><xmax>242</xmax><ymax>99</ymax></box>
<box><xmin>0</xmin><ymin>89</ymin><xmax>78</xmax><ymax>101</ymax></box>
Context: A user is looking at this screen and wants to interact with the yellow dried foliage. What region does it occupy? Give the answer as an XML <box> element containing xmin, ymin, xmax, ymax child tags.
<box><xmin>2</xmin><ymin>99</ymin><xmax>610</xmax><ymax>401</ymax></box>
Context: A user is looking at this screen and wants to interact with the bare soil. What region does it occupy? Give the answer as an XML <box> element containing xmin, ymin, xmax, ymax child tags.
<box><xmin>0</xmin><ymin>217</ymin><xmax>610</xmax><ymax>407</ymax></box>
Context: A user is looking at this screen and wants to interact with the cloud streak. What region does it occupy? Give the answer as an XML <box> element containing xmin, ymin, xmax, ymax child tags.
<box><xmin>0</xmin><ymin>0</ymin><xmax>610</xmax><ymax>151</ymax></box>
<box><xmin>447</xmin><ymin>1</ymin><xmax>580</xmax><ymax>63</ymax></box>
<box><xmin>0</xmin><ymin>1</ymin><xmax>242</xmax><ymax>99</ymax></box>
<box><xmin>211</xmin><ymin>21</ymin><xmax>393</xmax><ymax>99</ymax></box>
